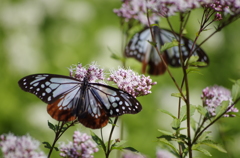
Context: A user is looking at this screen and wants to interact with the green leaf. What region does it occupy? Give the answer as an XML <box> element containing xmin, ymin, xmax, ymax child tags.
<box><xmin>200</xmin><ymin>139</ymin><xmax>227</xmax><ymax>153</ymax></box>
<box><xmin>185</xmin><ymin>55</ymin><xmax>199</xmax><ymax>65</ymax></box>
<box><xmin>160</xmin><ymin>39</ymin><xmax>179</xmax><ymax>52</ymax></box>
<box><xmin>42</xmin><ymin>142</ymin><xmax>52</xmax><ymax>149</ymax></box>
<box><xmin>214</xmin><ymin>100</ymin><xmax>229</xmax><ymax>118</ymax></box>
<box><xmin>196</xmin><ymin>105</ymin><xmax>208</xmax><ymax>116</ymax></box>
<box><xmin>54</xmin><ymin>147</ymin><xmax>59</xmax><ymax>151</ymax></box>
<box><xmin>150</xmin><ymin>23</ymin><xmax>158</xmax><ymax>27</ymax></box>
<box><xmin>171</xmin><ymin>91</ymin><xmax>186</xmax><ymax>98</ymax></box>
<box><xmin>232</xmin><ymin>80</ymin><xmax>240</xmax><ymax>101</ymax></box>
<box><xmin>110</xmin><ymin>52</ymin><xmax>125</xmax><ymax>62</ymax></box>
<box><xmin>180</xmin><ymin>105</ymin><xmax>196</xmax><ymax>122</ymax></box>
<box><xmin>190</xmin><ymin>117</ymin><xmax>197</xmax><ymax>131</ymax></box>
<box><xmin>158</xmin><ymin>129</ymin><xmax>173</xmax><ymax>136</ymax></box>
<box><xmin>192</xmin><ymin>144</ymin><xmax>212</xmax><ymax>156</ymax></box>
<box><xmin>90</xmin><ymin>131</ymin><xmax>106</xmax><ymax>151</ymax></box>
<box><xmin>123</xmin><ymin>147</ymin><xmax>139</xmax><ymax>153</ymax></box>
<box><xmin>158</xmin><ymin>109</ymin><xmax>177</xmax><ymax>119</ymax></box>
<box><xmin>197</xmin><ymin>131</ymin><xmax>212</xmax><ymax>142</ymax></box>
<box><xmin>112</xmin><ymin>140</ymin><xmax>127</xmax><ymax>148</ymax></box>
<box><xmin>192</xmin><ymin>61</ymin><xmax>208</xmax><ymax>67</ymax></box>
<box><xmin>158</xmin><ymin>138</ymin><xmax>179</xmax><ymax>154</ymax></box>
<box><xmin>171</xmin><ymin>118</ymin><xmax>181</xmax><ymax>130</ymax></box>
<box><xmin>47</xmin><ymin>121</ymin><xmax>55</xmax><ymax>131</ymax></box>
<box><xmin>147</xmin><ymin>40</ymin><xmax>157</xmax><ymax>47</ymax></box>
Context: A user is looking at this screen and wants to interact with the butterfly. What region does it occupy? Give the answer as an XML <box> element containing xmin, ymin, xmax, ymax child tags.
<box><xmin>18</xmin><ymin>74</ymin><xmax>142</xmax><ymax>129</ymax></box>
<box><xmin>125</xmin><ymin>26</ymin><xmax>209</xmax><ymax>75</ymax></box>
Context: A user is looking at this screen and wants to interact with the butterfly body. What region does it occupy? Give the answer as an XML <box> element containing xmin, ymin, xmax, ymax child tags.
<box><xmin>18</xmin><ymin>74</ymin><xmax>142</xmax><ymax>129</ymax></box>
<box><xmin>125</xmin><ymin>26</ymin><xmax>209</xmax><ymax>75</ymax></box>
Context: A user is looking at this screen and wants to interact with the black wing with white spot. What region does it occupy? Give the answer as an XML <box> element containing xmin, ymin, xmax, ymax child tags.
<box><xmin>124</xmin><ymin>26</ymin><xmax>209</xmax><ymax>75</ymax></box>
<box><xmin>18</xmin><ymin>74</ymin><xmax>142</xmax><ymax>129</ymax></box>
<box><xmin>89</xmin><ymin>83</ymin><xmax>142</xmax><ymax>117</ymax></box>
<box><xmin>18</xmin><ymin>74</ymin><xmax>82</xmax><ymax>104</ymax></box>
<box><xmin>159</xmin><ymin>28</ymin><xmax>209</xmax><ymax>67</ymax></box>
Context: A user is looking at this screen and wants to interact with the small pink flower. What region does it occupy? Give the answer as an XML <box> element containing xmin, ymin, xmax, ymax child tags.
<box><xmin>0</xmin><ymin>133</ymin><xmax>46</xmax><ymax>158</ymax></box>
<box><xmin>201</xmin><ymin>85</ymin><xmax>238</xmax><ymax>117</ymax></box>
<box><xmin>108</xmin><ymin>67</ymin><xmax>157</xmax><ymax>97</ymax></box>
<box><xmin>69</xmin><ymin>62</ymin><xmax>105</xmax><ymax>83</ymax></box>
<box><xmin>59</xmin><ymin>131</ymin><xmax>98</xmax><ymax>158</ymax></box>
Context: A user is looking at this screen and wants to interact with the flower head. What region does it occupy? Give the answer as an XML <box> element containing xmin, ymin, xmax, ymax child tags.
<box><xmin>201</xmin><ymin>85</ymin><xmax>238</xmax><ymax>117</ymax></box>
<box><xmin>59</xmin><ymin>131</ymin><xmax>98</xmax><ymax>158</ymax></box>
<box><xmin>108</xmin><ymin>67</ymin><xmax>157</xmax><ymax>97</ymax></box>
<box><xmin>69</xmin><ymin>62</ymin><xmax>105</xmax><ymax>83</ymax></box>
<box><xmin>0</xmin><ymin>133</ymin><xmax>46</xmax><ymax>158</ymax></box>
<box><xmin>113</xmin><ymin>0</ymin><xmax>160</xmax><ymax>25</ymax></box>
<box><xmin>202</xmin><ymin>0</ymin><xmax>240</xmax><ymax>15</ymax></box>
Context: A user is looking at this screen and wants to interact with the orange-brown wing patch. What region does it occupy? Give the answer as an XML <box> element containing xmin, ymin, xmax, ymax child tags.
<box><xmin>47</xmin><ymin>99</ymin><xmax>77</xmax><ymax>121</ymax></box>
<box><xmin>78</xmin><ymin>108</ymin><xmax>109</xmax><ymax>129</ymax></box>
<box><xmin>147</xmin><ymin>53</ymin><xmax>168</xmax><ymax>75</ymax></box>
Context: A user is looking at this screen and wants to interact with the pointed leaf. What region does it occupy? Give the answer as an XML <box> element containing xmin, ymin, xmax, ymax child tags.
<box><xmin>190</xmin><ymin>117</ymin><xmax>197</xmax><ymax>131</ymax></box>
<box><xmin>158</xmin><ymin>129</ymin><xmax>173</xmax><ymax>136</ymax></box>
<box><xmin>47</xmin><ymin>121</ymin><xmax>55</xmax><ymax>131</ymax></box>
<box><xmin>171</xmin><ymin>118</ymin><xmax>180</xmax><ymax>130</ymax></box>
<box><xmin>180</xmin><ymin>105</ymin><xmax>196</xmax><ymax>122</ymax></box>
<box><xmin>42</xmin><ymin>142</ymin><xmax>52</xmax><ymax>149</ymax></box>
<box><xmin>232</xmin><ymin>81</ymin><xmax>240</xmax><ymax>101</ymax></box>
<box><xmin>158</xmin><ymin>138</ymin><xmax>179</xmax><ymax>154</ymax></box>
<box><xmin>171</xmin><ymin>91</ymin><xmax>186</xmax><ymax>98</ymax></box>
<box><xmin>196</xmin><ymin>105</ymin><xmax>208</xmax><ymax>116</ymax></box>
<box><xmin>147</xmin><ymin>40</ymin><xmax>157</xmax><ymax>47</ymax></box>
<box><xmin>185</xmin><ymin>55</ymin><xmax>199</xmax><ymax>65</ymax></box>
<box><xmin>192</xmin><ymin>145</ymin><xmax>212</xmax><ymax>156</ymax></box>
<box><xmin>214</xmin><ymin>101</ymin><xmax>229</xmax><ymax>118</ymax></box>
<box><xmin>160</xmin><ymin>39</ymin><xmax>179</xmax><ymax>52</ymax></box>
<box><xmin>90</xmin><ymin>131</ymin><xmax>106</xmax><ymax>151</ymax></box>
<box><xmin>200</xmin><ymin>139</ymin><xmax>227</xmax><ymax>153</ymax></box>
<box><xmin>197</xmin><ymin>131</ymin><xmax>212</xmax><ymax>142</ymax></box>
<box><xmin>123</xmin><ymin>147</ymin><xmax>139</xmax><ymax>153</ymax></box>
<box><xmin>112</xmin><ymin>140</ymin><xmax>127</xmax><ymax>148</ymax></box>
<box><xmin>158</xmin><ymin>109</ymin><xmax>177</xmax><ymax>119</ymax></box>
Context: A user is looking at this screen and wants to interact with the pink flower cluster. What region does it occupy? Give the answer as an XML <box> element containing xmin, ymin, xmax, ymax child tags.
<box><xmin>113</xmin><ymin>0</ymin><xmax>160</xmax><ymax>25</ymax></box>
<box><xmin>69</xmin><ymin>62</ymin><xmax>104</xmax><ymax>83</ymax></box>
<box><xmin>114</xmin><ymin>0</ymin><xmax>240</xmax><ymax>24</ymax></box>
<box><xmin>108</xmin><ymin>68</ymin><xmax>157</xmax><ymax>97</ymax></box>
<box><xmin>0</xmin><ymin>133</ymin><xmax>46</xmax><ymax>158</ymax></box>
<box><xmin>59</xmin><ymin>131</ymin><xmax>98</xmax><ymax>158</ymax></box>
<box><xmin>201</xmin><ymin>85</ymin><xmax>239</xmax><ymax>117</ymax></box>
<box><xmin>203</xmin><ymin>0</ymin><xmax>240</xmax><ymax>14</ymax></box>
<box><xmin>69</xmin><ymin>63</ymin><xmax>156</xmax><ymax>97</ymax></box>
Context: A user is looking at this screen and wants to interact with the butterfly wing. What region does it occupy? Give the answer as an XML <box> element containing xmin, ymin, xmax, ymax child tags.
<box><xmin>18</xmin><ymin>74</ymin><xmax>82</xmax><ymax>121</ymax></box>
<box><xmin>19</xmin><ymin>74</ymin><xmax>142</xmax><ymax>129</ymax></box>
<box><xmin>124</xmin><ymin>26</ymin><xmax>209</xmax><ymax>75</ymax></box>
<box><xmin>125</xmin><ymin>27</ymin><xmax>168</xmax><ymax>75</ymax></box>
<box><xmin>159</xmin><ymin>29</ymin><xmax>209</xmax><ymax>67</ymax></box>
<box><xmin>90</xmin><ymin>83</ymin><xmax>142</xmax><ymax>116</ymax></box>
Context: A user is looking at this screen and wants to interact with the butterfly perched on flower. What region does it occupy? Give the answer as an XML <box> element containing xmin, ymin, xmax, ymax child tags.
<box><xmin>125</xmin><ymin>26</ymin><xmax>209</xmax><ymax>75</ymax></box>
<box><xmin>18</xmin><ymin>74</ymin><xmax>142</xmax><ymax>129</ymax></box>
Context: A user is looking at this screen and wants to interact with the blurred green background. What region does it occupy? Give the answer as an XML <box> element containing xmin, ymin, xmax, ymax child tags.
<box><xmin>1</xmin><ymin>0</ymin><xmax>240</xmax><ymax>157</ymax></box>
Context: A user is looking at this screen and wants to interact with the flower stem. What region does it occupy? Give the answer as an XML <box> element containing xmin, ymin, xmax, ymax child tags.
<box><xmin>105</xmin><ymin>117</ymin><xmax>119</xmax><ymax>158</ymax></box>
<box><xmin>47</xmin><ymin>121</ymin><xmax>76</xmax><ymax>158</ymax></box>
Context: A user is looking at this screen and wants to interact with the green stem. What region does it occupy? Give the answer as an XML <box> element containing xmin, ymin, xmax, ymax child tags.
<box><xmin>47</xmin><ymin>121</ymin><xmax>76</xmax><ymax>158</ymax></box>
<box><xmin>105</xmin><ymin>117</ymin><xmax>119</xmax><ymax>158</ymax></box>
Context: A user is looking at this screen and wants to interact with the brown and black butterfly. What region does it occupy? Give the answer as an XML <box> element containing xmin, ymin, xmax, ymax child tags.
<box><xmin>18</xmin><ymin>74</ymin><xmax>142</xmax><ymax>129</ymax></box>
<box><xmin>125</xmin><ymin>26</ymin><xmax>209</xmax><ymax>75</ymax></box>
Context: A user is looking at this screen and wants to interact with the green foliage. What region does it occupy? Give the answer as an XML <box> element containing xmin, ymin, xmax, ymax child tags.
<box><xmin>160</xmin><ymin>39</ymin><xmax>179</xmax><ymax>52</ymax></box>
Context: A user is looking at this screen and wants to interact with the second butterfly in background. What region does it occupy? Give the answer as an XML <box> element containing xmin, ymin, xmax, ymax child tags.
<box><xmin>124</xmin><ymin>26</ymin><xmax>209</xmax><ymax>75</ymax></box>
